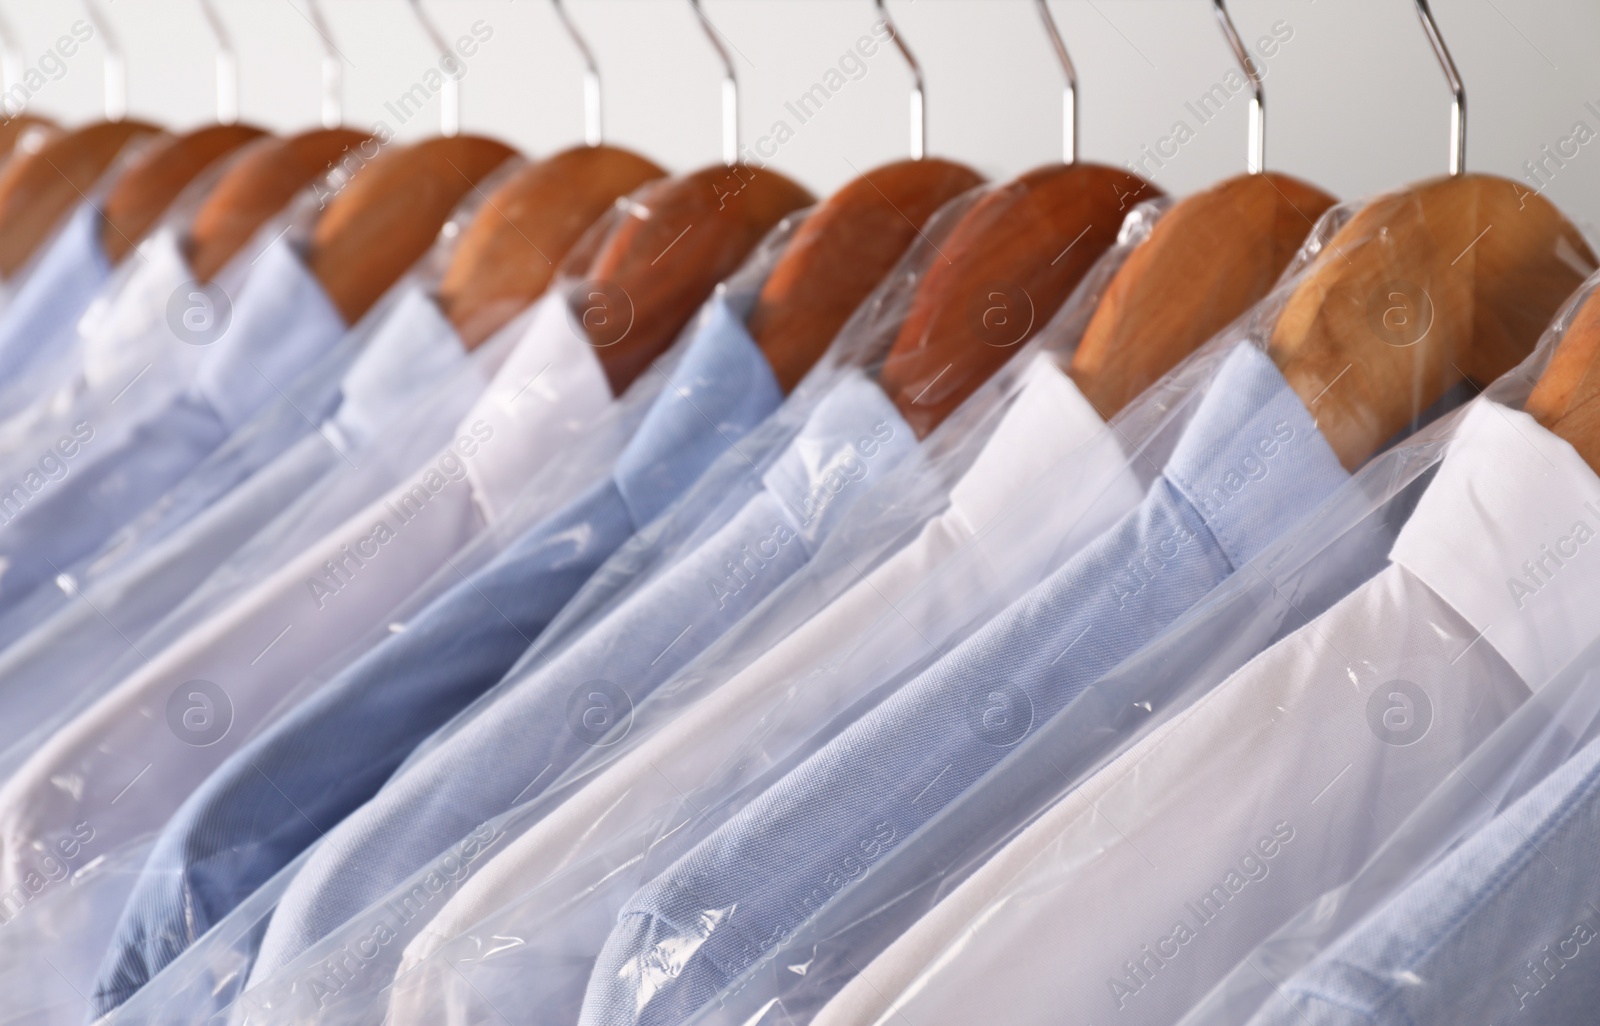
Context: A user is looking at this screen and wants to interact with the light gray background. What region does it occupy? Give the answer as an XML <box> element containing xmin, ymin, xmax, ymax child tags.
<box><xmin>5</xmin><ymin>1</ymin><xmax>1598</xmax><ymax>237</ymax></box>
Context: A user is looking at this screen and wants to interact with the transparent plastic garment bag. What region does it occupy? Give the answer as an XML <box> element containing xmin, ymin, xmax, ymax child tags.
<box><xmin>789</xmin><ymin>268</ymin><xmax>1600</xmax><ymax>1026</ymax></box>
<box><xmin>0</xmin><ymin>199</ymin><xmax>722</xmax><ymax>1026</ymax></box>
<box><xmin>0</xmin><ymin>161</ymin><xmax>514</xmax><ymax>773</ymax></box>
<box><xmin>177</xmin><ymin>190</ymin><xmax>1279</xmax><ymax>1026</ymax></box>
<box><xmin>91</xmin><ymin>181</ymin><xmax>1025</xmax><ymax>1026</ymax></box>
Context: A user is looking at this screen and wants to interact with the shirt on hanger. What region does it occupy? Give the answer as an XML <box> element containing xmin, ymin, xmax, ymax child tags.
<box><xmin>247</xmin><ymin>366</ymin><xmax>916</xmax><ymax>987</ymax></box>
<box><xmin>0</xmin><ymin>284</ymin><xmax>481</xmax><ymax>770</ymax></box>
<box><xmin>0</xmin><ymin>237</ymin><xmax>347</xmax><ymax>622</ymax></box>
<box><xmin>846</xmin><ymin>399</ymin><xmax>1600</xmax><ymax>1026</ymax></box>
<box><xmin>579</xmin><ymin>339</ymin><xmax>1349</xmax><ymax>1026</ymax></box>
<box><xmin>384</xmin><ymin>350</ymin><xmax>1144</xmax><ymax>1005</ymax></box>
<box><xmin>87</xmin><ymin>291</ymin><xmax>784</xmax><ymax>1015</ymax></box>
<box><xmin>0</xmin><ymin>202</ymin><xmax>112</xmax><ymax>410</ymax></box>
<box><xmin>1242</xmin><ymin>728</ymin><xmax>1600</xmax><ymax>1026</ymax></box>
<box><xmin>0</xmin><ymin>286</ymin><xmax>613</xmax><ymax>962</ymax></box>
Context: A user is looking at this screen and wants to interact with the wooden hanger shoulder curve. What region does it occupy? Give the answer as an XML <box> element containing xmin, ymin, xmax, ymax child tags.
<box><xmin>1270</xmin><ymin>172</ymin><xmax>1595</xmax><ymax>470</ymax></box>
<box><xmin>1068</xmin><ymin>171</ymin><xmax>1337</xmax><ymax>419</ymax></box>
<box><xmin>580</xmin><ymin>162</ymin><xmax>814</xmax><ymax>396</ymax></box>
<box><xmin>187</xmin><ymin>128</ymin><xmax>373</xmax><ymax>282</ymax></box>
<box><xmin>308</xmin><ymin>134</ymin><xmax>516</xmax><ymax>326</ymax></box>
<box><xmin>749</xmin><ymin>157</ymin><xmax>985</xmax><ymax>395</ymax></box>
<box><xmin>878</xmin><ymin>161</ymin><xmax>1159</xmax><ymax>438</ymax></box>
<box><xmin>98</xmin><ymin>122</ymin><xmax>268</xmax><ymax>265</ymax></box>
<box><xmin>437</xmin><ymin>143</ymin><xmax>667</xmax><ymax>350</ymax></box>
<box><xmin>1526</xmin><ymin>287</ymin><xmax>1600</xmax><ymax>471</ymax></box>
<box><xmin>0</xmin><ymin>119</ymin><xmax>160</xmax><ymax>277</ymax></box>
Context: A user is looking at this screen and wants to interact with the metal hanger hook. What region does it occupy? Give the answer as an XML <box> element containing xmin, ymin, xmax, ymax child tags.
<box><xmin>1413</xmin><ymin>0</ymin><xmax>1465</xmax><ymax>175</ymax></box>
<box><xmin>1035</xmin><ymin>0</ymin><xmax>1077</xmax><ymax>165</ymax></box>
<box><xmin>688</xmin><ymin>0</ymin><xmax>739</xmax><ymax>165</ymax></box>
<box><xmin>407</xmin><ymin>0</ymin><xmax>462</xmax><ymax>137</ymax></box>
<box><xmin>306</xmin><ymin>0</ymin><xmax>342</xmax><ymax>128</ymax></box>
<box><xmin>1211</xmin><ymin>0</ymin><xmax>1263</xmax><ymax>174</ymax></box>
<box><xmin>551</xmin><ymin>0</ymin><xmax>602</xmax><ymax>146</ymax></box>
<box><xmin>198</xmin><ymin>0</ymin><xmax>239</xmax><ymax>124</ymax></box>
<box><xmin>874</xmin><ymin>0</ymin><xmax>925</xmax><ymax>160</ymax></box>
<box><xmin>80</xmin><ymin>0</ymin><xmax>125</xmax><ymax>121</ymax></box>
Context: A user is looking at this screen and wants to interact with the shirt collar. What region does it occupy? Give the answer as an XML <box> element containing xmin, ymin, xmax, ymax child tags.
<box><xmin>947</xmin><ymin>353</ymin><xmax>1126</xmax><ymax>536</ymax></box>
<box><xmin>1389</xmin><ymin>400</ymin><xmax>1600</xmax><ymax>687</ymax></box>
<box><xmin>190</xmin><ymin>238</ymin><xmax>346</xmax><ymax>431</ymax></box>
<box><xmin>761</xmin><ymin>369</ymin><xmax>916</xmax><ymax>553</ymax></box>
<box><xmin>329</xmin><ymin>286</ymin><xmax>466</xmax><ymax>444</ymax></box>
<box><xmin>458</xmin><ymin>289</ymin><xmax>614</xmax><ymax>521</ymax></box>
<box><xmin>0</xmin><ymin>200</ymin><xmax>113</xmax><ymax>381</ymax></box>
<box><xmin>79</xmin><ymin>227</ymin><xmax>194</xmax><ymax>390</ymax></box>
<box><xmin>611</xmin><ymin>294</ymin><xmax>783</xmax><ymax>527</ymax></box>
<box><xmin>1162</xmin><ymin>342</ymin><xmax>1348</xmax><ymax>570</ymax></box>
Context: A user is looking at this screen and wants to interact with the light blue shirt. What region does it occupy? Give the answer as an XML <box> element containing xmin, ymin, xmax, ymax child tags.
<box><xmin>1246</xmin><ymin>696</ymin><xmax>1600</xmax><ymax>1026</ymax></box>
<box><xmin>581</xmin><ymin>342</ymin><xmax>1349</xmax><ymax>1026</ymax></box>
<box><xmin>89</xmin><ymin>295</ymin><xmax>787</xmax><ymax>1014</ymax></box>
<box><xmin>247</xmin><ymin>366</ymin><xmax>914</xmax><ymax>988</ymax></box>
<box><xmin>0</xmin><ymin>202</ymin><xmax>111</xmax><ymax>396</ymax></box>
<box><xmin>0</xmin><ymin>239</ymin><xmax>344</xmax><ymax>624</ymax></box>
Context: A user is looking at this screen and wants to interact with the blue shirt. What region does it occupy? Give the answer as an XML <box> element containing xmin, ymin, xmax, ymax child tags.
<box><xmin>0</xmin><ymin>240</ymin><xmax>345</xmax><ymax>625</ymax></box>
<box><xmin>0</xmin><ymin>202</ymin><xmax>111</xmax><ymax>395</ymax></box>
<box><xmin>89</xmin><ymin>296</ymin><xmax>784</xmax><ymax>1014</ymax></box>
<box><xmin>581</xmin><ymin>342</ymin><xmax>1349</xmax><ymax>1026</ymax></box>
<box><xmin>245</xmin><ymin>368</ymin><xmax>913</xmax><ymax>989</ymax></box>
<box><xmin>1248</xmin><ymin>710</ymin><xmax>1600</xmax><ymax>1026</ymax></box>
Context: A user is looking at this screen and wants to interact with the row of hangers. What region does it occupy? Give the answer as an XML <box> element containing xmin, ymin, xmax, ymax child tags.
<box><xmin>0</xmin><ymin>0</ymin><xmax>1595</xmax><ymax>477</ymax></box>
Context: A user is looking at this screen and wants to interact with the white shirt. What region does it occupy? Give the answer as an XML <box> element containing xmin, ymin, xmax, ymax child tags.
<box><xmin>823</xmin><ymin>400</ymin><xmax>1600</xmax><ymax>1026</ymax></box>
<box><xmin>0</xmin><ymin>289</ymin><xmax>612</xmax><ymax>938</ymax></box>
<box><xmin>383</xmin><ymin>354</ymin><xmax>1143</xmax><ymax>1004</ymax></box>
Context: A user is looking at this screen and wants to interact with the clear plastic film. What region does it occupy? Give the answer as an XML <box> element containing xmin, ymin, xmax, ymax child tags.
<box><xmin>0</xmin><ymin>159</ymin><xmax>503</xmax><ymax>771</ymax></box>
<box><xmin>762</xmin><ymin>255</ymin><xmax>1600</xmax><ymax>1026</ymax></box>
<box><xmin>0</xmin><ymin>297</ymin><xmax>665</xmax><ymax>1026</ymax></box>
<box><xmin>85</xmin><ymin>196</ymin><xmax>817</xmax><ymax>1025</ymax></box>
<box><xmin>190</xmin><ymin>191</ymin><xmax>1177</xmax><ymax>1026</ymax></box>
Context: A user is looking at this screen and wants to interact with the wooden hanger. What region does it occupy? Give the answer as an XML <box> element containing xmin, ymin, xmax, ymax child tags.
<box><xmin>1069</xmin><ymin>172</ymin><xmax>1334</xmax><ymax>418</ymax></box>
<box><xmin>0</xmin><ymin>119</ymin><xmax>160</xmax><ymax>276</ymax></box>
<box><xmin>878</xmin><ymin>162</ymin><xmax>1157</xmax><ymax>438</ymax></box>
<box><xmin>1270</xmin><ymin>3</ymin><xmax>1595</xmax><ymax>471</ymax></box>
<box><xmin>434</xmin><ymin>3</ymin><xmax>667</xmax><ymax>349</ymax></box>
<box><xmin>1069</xmin><ymin>3</ymin><xmax>1338</xmax><ymax>418</ymax></box>
<box><xmin>749</xmin><ymin>157</ymin><xmax>984</xmax><ymax>393</ymax></box>
<box><xmin>307</xmin><ymin>134</ymin><xmax>516</xmax><ymax>326</ymax></box>
<box><xmin>302</xmin><ymin>0</ymin><xmax>521</xmax><ymax>325</ymax></box>
<box><xmin>0</xmin><ymin>115</ymin><xmax>56</xmax><ymax>162</ymax></box>
<box><xmin>437</xmin><ymin>144</ymin><xmax>667</xmax><ymax>350</ymax></box>
<box><xmin>571</xmin><ymin>1</ymin><xmax>814</xmax><ymax>395</ymax></box>
<box><xmin>580</xmin><ymin>162</ymin><xmax>813</xmax><ymax>396</ymax></box>
<box><xmin>1525</xmin><ymin>286</ymin><xmax>1600</xmax><ymax>471</ymax></box>
<box><xmin>98</xmin><ymin>122</ymin><xmax>267</xmax><ymax>264</ymax></box>
<box><xmin>187</xmin><ymin>128</ymin><xmax>373</xmax><ymax>282</ymax></box>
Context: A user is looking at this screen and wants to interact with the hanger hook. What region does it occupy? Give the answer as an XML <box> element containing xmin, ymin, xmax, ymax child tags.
<box><xmin>873</xmin><ymin>0</ymin><xmax>925</xmax><ymax>160</ymax></box>
<box><xmin>197</xmin><ymin>0</ymin><xmax>239</xmax><ymax>125</ymax></box>
<box><xmin>688</xmin><ymin>0</ymin><xmax>739</xmax><ymax>166</ymax></box>
<box><xmin>407</xmin><ymin>0</ymin><xmax>461</xmax><ymax>137</ymax></box>
<box><xmin>1210</xmin><ymin>0</ymin><xmax>1263</xmax><ymax>174</ymax></box>
<box><xmin>1412</xmin><ymin>0</ymin><xmax>1465</xmax><ymax>175</ymax></box>
<box><xmin>80</xmin><ymin>0</ymin><xmax>125</xmax><ymax>122</ymax></box>
<box><xmin>551</xmin><ymin>0</ymin><xmax>602</xmax><ymax>146</ymax></box>
<box><xmin>1034</xmin><ymin>0</ymin><xmax>1077</xmax><ymax>165</ymax></box>
<box><xmin>305</xmin><ymin>0</ymin><xmax>342</xmax><ymax>128</ymax></box>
